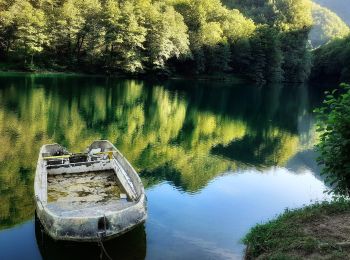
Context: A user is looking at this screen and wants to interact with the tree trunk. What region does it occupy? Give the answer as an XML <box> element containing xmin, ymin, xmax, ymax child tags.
<box><xmin>77</xmin><ymin>35</ymin><xmax>85</xmax><ymax>62</ymax></box>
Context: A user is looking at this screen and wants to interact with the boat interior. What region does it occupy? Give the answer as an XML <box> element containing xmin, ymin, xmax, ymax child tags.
<box><xmin>47</xmin><ymin>170</ymin><xmax>128</xmax><ymax>204</ymax></box>
<box><xmin>41</xmin><ymin>145</ymin><xmax>138</xmax><ymax>217</ymax></box>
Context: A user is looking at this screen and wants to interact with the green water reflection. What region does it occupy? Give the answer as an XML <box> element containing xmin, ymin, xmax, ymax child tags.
<box><xmin>0</xmin><ymin>73</ymin><xmax>319</xmax><ymax>231</ymax></box>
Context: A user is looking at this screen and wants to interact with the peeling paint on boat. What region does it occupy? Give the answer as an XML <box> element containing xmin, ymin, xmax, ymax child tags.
<box><xmin>34</xmin><ymin>140</ymin><xmax>147</xmax><ymax>242</ymax></box>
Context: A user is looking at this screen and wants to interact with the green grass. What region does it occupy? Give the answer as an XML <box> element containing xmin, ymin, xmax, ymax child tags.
<box><xmin>243</xmin><ymin>200</ymin><xmax>350</xmax><ymax>259</ymax></box>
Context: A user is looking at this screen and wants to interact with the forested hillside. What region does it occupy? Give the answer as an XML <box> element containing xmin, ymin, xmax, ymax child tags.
<box><xmin>309</xmin><ymin>2</ymin><xmax>350</xmax><ymax>82</ymax></box>
<box><xmin>309</xmin><ymin>3</ymin><xmax>349</xmax><ymax>48</ymax></box>
<box><xmin>311</xmin><ymin>35</ymin><xmax>350</xmax><ymax>82</ymax></box>
<box><xmin>0</xmin><ymin>0</ymin><xmax>313</xmax><ymax>83</ymax></box>
<box><xmin>314</xmin><ymin>0</ymin><xmax>350</xmax><ymax>25</ymax></box>
<box><xmin>223</xmin><ymin>0</ymin><xmax>313</xmax><ymax>83</ymax></box>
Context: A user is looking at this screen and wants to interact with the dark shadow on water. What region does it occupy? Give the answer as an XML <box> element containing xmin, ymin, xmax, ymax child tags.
<box><xmin>211</xmin><ymin>134</ymin><xmax>284</xmax><ymax>167</ymax></box>
<box><xmin>35</xmin><ymin>214</ymin><xmax>147</xmax><ymax>260</ymax></box>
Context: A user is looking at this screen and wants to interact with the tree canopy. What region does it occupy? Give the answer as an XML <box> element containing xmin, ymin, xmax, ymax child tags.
<box><xmin>0</xmin><ymin>0</ymin><xmax>316</xmax><ymax>83</ymax></box>
<box><xmin>311</xmin><ymin>34</ymin><xmax>350</xmax><ymax>82</ymax></box>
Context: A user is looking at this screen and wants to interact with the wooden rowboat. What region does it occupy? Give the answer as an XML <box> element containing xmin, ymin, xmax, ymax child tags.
<box><xmin>34</xmin><ymin>140</ymin><xmax>147</xmax><ymax>242</ymax></box>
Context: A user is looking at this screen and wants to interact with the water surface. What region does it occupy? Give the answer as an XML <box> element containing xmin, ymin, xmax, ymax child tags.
<box><xmin>0</xmin><ymin>73</ymin><xmax>332</xmax><ymax>259</ymax></box>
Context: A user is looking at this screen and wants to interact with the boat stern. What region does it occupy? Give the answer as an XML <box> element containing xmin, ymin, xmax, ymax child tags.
<box><xmin>36</xmin><ymin>194</ymin><xmax>147</xmax><ymax>242</ymax></box>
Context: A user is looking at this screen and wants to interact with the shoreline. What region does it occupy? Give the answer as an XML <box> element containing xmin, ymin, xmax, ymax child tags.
<box><xmin>0</xmin><ymin>69</ymin><xmax>341</xmax><ymax>86</ymax></box>
<box><xmin>243</xmin><ymin>200</ymin><xmax>350</xmax><ymax>259</ymax></box>
<box><xmin>0</xmin><ymin>66</ymin><xmax>248</xmax><ymax>83</ymax></box>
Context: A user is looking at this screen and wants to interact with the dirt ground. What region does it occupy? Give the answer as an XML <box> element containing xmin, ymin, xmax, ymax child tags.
<box><xmin>299</xmin><ymin>213</ymin><xmax>350</xmax><ymax>259</ymax></box>
<box><xmin>244</xmin><ymin>202</ymin><xmax>350</xmax><ymax>260</ymax></box>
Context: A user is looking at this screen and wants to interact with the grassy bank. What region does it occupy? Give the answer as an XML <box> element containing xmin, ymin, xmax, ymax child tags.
<box><xmin>244</xmin><ymin>200</ymin><xmax>350</xmax><ymax>259</ymax></box>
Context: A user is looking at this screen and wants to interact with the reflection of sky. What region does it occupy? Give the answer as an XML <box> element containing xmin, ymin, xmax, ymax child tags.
<box><xmin>0</xmin><ymin>167</ymin><xmax>331</xmax><ymax>260</ymax></box>
<box><xmin>0</xmin><ymin>222</ymin><xmax>40</xmax><ymax>260</ymax></box>
<box><xmin>145</xmin><ymin>168</ymin><xmax>331</xmax><ymax>260</ymax></box>
<box><xmin>0</xmin><ymin>76</ymin><xmax>333</xmax><ymax>259</ymax></box>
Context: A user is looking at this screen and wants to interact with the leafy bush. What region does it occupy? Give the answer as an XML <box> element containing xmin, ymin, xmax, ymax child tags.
<box><xmin>315</xmin><ymin>83</ymin><xmax>350</xmax><ymax>195</ymax></box>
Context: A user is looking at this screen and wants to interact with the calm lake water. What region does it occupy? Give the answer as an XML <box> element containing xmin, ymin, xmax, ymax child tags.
<box><xmin>0</xmin><ymin>73</ymin><xmax>333</xmax><ymax>259</ymax></box>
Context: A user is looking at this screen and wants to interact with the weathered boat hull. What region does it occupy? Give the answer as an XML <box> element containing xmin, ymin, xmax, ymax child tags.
<box><xmin>34</xmin><ymin>140</ymin><xmax>147</xmax><ymax>242</ymax></box>
<box><xmin>35</xmin><ymin>194</ymin><xmax>147</xmax><ymax>242</ymax></box>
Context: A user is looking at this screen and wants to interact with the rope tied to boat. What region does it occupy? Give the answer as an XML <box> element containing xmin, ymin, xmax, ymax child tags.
<box><xmin>97</xmin><ymin>215</ymin><xmax>113</xmax><ymax>260</ymax></box>
<box><xmin>97</xmin><ymin>237</ymin><xmax>112</xmax><ymax>260</ymax></box>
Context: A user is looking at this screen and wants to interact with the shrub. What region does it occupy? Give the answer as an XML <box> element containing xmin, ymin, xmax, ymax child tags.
<box><xmin>315</xmin><ymin>83</ymin><xmax>350</xmax><ymax>195</ymax></box>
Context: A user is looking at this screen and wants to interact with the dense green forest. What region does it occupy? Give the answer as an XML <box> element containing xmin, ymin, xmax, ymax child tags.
<box><xmin>0</xmin><ymin>0</ymin><xmax>314</xmax><ymax>84</ymax></box>
<box><xmin>309</xmin><ymin>0</ymin><xmax>350</xmax><ymax>82</ymax></box>
<box><xmin>311</xmin><ymin>35</ymin><xmax>350</xmax><ymax>82</ymax></box>
<box><xmin>1</xmin><ymin>0</ymin><xmax>349</xmax><ymax>84</ymax></box>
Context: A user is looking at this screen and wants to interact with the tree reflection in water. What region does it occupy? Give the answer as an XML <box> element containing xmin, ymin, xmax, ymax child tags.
<box><xmin>0</xmin><ymin>74</ymin><xmax>321</xmax><ymax>231</ymax></box>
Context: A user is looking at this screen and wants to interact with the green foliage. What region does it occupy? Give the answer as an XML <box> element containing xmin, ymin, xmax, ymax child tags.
<box><xmin>223</xmin><ymin>0</ymin><xmax>313</xmax><ymax>30</ymax></box>
<box><xmin>249</xmin><ymin>26</ymin><xmax>283</xmax><ymax>84</ymax></box>
<box><xmin>1</xmin><ymin>0</ymin><xmax>48</xmax><ymax>64</ymax></box>
<box><xmin>315</xmin><ymin>84</ymin><xmax>350</xmax><ymax>195</ymax></box>
<box><xmin>311</xmin><ymin>35</ymin><xmax>350</xmax><ymax>82</ymax></box>
<box><xmin>222</xmin><ymin>0</ymin><xmax>313</xmax><ymax>83</ymax></box>
<box><xmin>280</xmin><ymin>29</ymin><xmax>312</xmax><ymax>83</ymax></box>
<box><xmin>310</xmin><ymin>3</ymin><xmax>349</xmax><ymax>48</ymax></box>
<box><xmin>0</xmin><ymin>0</ymin><xmax>314</xmax><ymax>82</ymax></box>
<box><xmin>104</xmin><ymin>0</ymin><xmax>147</xmax><ymax>73</ymax></box>
<box><xmin>172</xmin><ymin>0</ymin><xmax>256</xmax><ymax>74</ymax></box>
<box><xmin>145</xmin><ymin>3</ymin><xmax>190</xmax><ymax>71</ymax></box>
<box><xmin>310</xmin><ymin>1</ymin><xmax>350</xmax><ymax>83</ymax></box>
